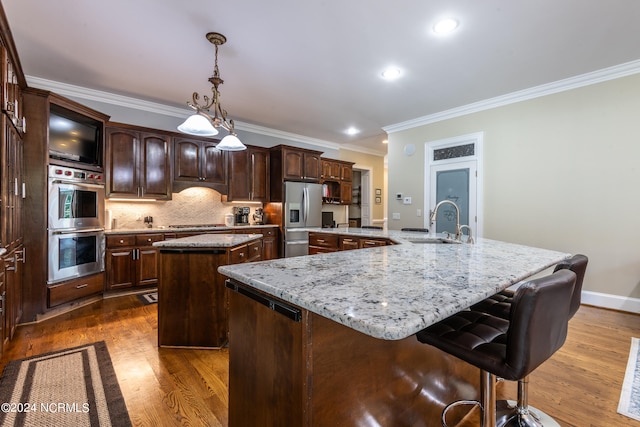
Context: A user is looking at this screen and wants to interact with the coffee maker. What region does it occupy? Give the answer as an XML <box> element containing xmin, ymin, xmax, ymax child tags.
<box><xmin>233</xmin><ymin>206</ymin><xmax>250</xmax><ymax>225</ymax></box>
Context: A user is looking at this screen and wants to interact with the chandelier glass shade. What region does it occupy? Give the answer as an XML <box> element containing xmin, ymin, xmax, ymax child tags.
<box><xmin>178</xmin><ymin>32</ymin><xmax>246</xmax><ymax>151</ymax></box>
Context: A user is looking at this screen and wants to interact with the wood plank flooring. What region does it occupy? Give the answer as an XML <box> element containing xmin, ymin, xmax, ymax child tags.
<box><xmin>0</xmin><ymin>297</ymin><xmax>638</xmax><ymax>427</ymax></box>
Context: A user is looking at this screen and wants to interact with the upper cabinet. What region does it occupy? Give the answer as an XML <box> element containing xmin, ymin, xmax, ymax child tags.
<box><xmin>105</xmin><ymin>124</ymin><xmax>171</xmax><ymax>200</ymax></box>
<box><xmin>320</xmin><ymin>158</ymin><xmax>354</xmax><ymax>205</ymax></box>
<box><xmin>172</xmin><ymin>137</ymin><xmax>228</xmax><ymax>194</ymax></box>
<box><xmin>273</xmin><ymin>145</ymin><xmax>321</xmax><ymax>182</ymax></box>
<box><xmin>226</xmin><ymin>145</ymin><xmax>269</xmax><ymax>202</ymax></box>
<box><xmin>1</xmin><ymin>45</ymin><xmax>25</xmax><ymax>137</ymax></box>
<box><xmin>269</xmin><ymin>145</ymin><xmax>323</xmax><ymax>201</ymax></box>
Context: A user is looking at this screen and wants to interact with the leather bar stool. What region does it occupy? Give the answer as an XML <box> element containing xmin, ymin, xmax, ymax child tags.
<box><xmin>472</xmin><ymin>254</ymin><xmax>588</xmax><ymax>320</ymax></box>
<box><xmin>416</xmin><ymin>269</ymin><xmax>576</xmax><ymax>427</ymax></box>
<box><xmin>469</xmin><ymin>255</ymin><xmax>587</xmax><ymax>426</ymax></box>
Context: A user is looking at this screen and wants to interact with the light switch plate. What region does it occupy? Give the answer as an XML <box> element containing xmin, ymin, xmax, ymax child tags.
<box><xmin>392</xmin><ymin>212</ymin><xmax>401</xmax><ymax>220</ymax></box>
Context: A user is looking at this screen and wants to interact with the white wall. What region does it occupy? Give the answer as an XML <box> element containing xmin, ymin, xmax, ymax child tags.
<box><xmin>387</xmin><ymin>73</ymin><xmax>640</xmax><ymax>308</ymax></box>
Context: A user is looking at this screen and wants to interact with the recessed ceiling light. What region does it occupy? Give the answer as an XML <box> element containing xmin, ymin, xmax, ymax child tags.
<box><xmin>433</xmin><ymin>18</ymin><xmax>459</xmax><ymax>34</ymax></box>
<box><xmin>381</xmin><ymin>67</ymin><xmax>401</xmax><ymax>80</ymax></box>
<box><xmin>345</xmin><ymin>127</ymin><xmax>360</xmax><ymax>135</ymax></box>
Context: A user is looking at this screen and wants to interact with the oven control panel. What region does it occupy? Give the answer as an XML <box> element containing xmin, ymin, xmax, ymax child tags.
<box><xmin>48</xmin><ymin>165</ymin><xmax>103</xmax><ymax>185</ymax></box>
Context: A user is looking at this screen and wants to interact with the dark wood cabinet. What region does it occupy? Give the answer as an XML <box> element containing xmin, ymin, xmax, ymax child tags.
<box><xmin>2</xmin><ymin>116</ymin><xmax>22</xmax><ymax>248</ymax></box>
<box><xmin>320</xmin><ymin>158</ymin><xmax>354</xmax><ymax>205</ymax></box>
<box><xmin>173</xmin><ymin>137</ymin><xmax>227</xmax><ymax>194</ymax></box>
<box><xmin>269</xmin><ymin>145</ymin><xmax>323</xmax><ymax>201</ymax></box>
<box><xmin>3</xmin><ymin>245</ymin><xmax>23</xmax><ymax>341</ymax></box>
<box><xmin>236</xmin><ymin>227</ymin><xmax>278</xmax><ymax>260</ymax></box>
<box><xmin>105</xmin><ymin>125</ymin><xmax>171</xmax><ymax>200</ymax></box>
<box><xmin>310</xmin><ymin>232</ymin><xmax>392</xmax><ymax>254</ymax></box>
<box><xmin>227</xmin><ymin>146</ymin><xmax>269</xmax><ymax>202</ymax></box>
<box><xmin>105</xmin><ymin>233</ymin><xmax>163</xmax><ymax>291</ymax></box>
<box><xmin>158</xmin><ymin>236</ymin><xmax>262</xmax><ymax>348</ymax></box>
<box><xmin>47</xmin><ymin>272</ymin><xmax>103</xmax><ymax>308</ymax></box>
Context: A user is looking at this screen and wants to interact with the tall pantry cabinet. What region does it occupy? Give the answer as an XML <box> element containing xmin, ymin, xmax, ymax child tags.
<box><xmin>0</xmin><ymin>7</ymin><xmax>27</xmax><ymax>357</ymax></box>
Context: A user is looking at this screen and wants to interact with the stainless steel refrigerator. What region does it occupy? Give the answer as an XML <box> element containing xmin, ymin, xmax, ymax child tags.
<box><xmin>284</xmin><ymin>181</ymin><xmax>322</xmax><ymax>257</ymax></box>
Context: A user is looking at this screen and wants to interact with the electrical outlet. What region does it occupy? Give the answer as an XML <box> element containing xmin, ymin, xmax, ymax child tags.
<box><xmin>417</xmin><ymin>209</ymin><xmax>421</xmax><ymax>217</ymax></box>
<box><xmin>396</xmin><ymin>193</ymin><xmax>402</xmax><ymax>200</ymax></box>
<box><xmin>392</xmin><ymin>212</ymin><xmax>401</xmax><ymax>220</ymax></box>
<box><xmin>403</xmin><ymin>197</ymin><xmax>412</xmax><ymax>205</ymax></box>
<box><xmin>136</xmin><ymin>212</ymin><xmax>142</xmax><ymax>221</ymax></box>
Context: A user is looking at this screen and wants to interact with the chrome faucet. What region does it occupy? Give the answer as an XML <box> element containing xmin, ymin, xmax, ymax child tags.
<box><xmin>429</xmin><ymin>200</ymin><xmax>461</xmax><ymax>241</ymax></box>
<box><xmin>459</xmin><ymin>224</ymin><xmax>474</xmax><ymax>244</ymax></box>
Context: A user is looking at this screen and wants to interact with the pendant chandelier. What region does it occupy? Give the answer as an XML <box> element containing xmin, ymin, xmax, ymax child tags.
<box><xmin>178</xmin><ymin>32</ymin><xmax>246</xmax><ymax>151</ymax></box>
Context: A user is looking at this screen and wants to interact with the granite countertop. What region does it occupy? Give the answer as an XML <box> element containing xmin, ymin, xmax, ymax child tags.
<box><xmin>106</xmin><ymin>224</ymin><xmax>278</xmax><ymax>235</ymax></box>
<box><xmin>218</xmin><ymin>228</ymin><xmax>571</xmax><ymax>340</ymax></box>
<box><xmin>153</xmin><ymin>233</ymin><xmax>262</xmax><ymax>248</ymax></box>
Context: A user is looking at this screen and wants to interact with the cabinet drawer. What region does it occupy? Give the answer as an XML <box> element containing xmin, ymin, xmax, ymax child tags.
<box><xmin>230</xmin><ymin>245</ymin><xmax>248</xmax><ymax>264</ymax></box>
<box><xmin>359</xmin><ymin>238</ymin><xmax>388</xmax><ymax>248</ymax></box>
<box><xmin>107</xmin><ymin>235</ymin><xmax>136</xmax><ymax>248</ymax></box>
<box><xmin>339</xmin><ymin>236</ymin><xmax>360</xmax><ymax>251</ymax></box>
<box><xmin>247</xmin><ymin>240</ymin><xmax>263</xmax><ymax>262</ymax></box>
<box><xmin>48</xmin><ymin>273</ymin><xmax>104</xmax><ymax>307</ymax></box>
<box><xmin>135</xmin><ymin>233</ymin><xmax>164</xmax><ymax>246</ymax></box>
<box><xmin>309</xmin><ymin>233</ymin><xmax>338</xmax><ymax>249</ymax></box>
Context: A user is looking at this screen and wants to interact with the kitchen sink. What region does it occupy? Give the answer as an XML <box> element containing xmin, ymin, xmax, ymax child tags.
<box><xmin>405</xmin><ymin>237</ymin><xmax>460</xmax><ymax>244</ymax></box>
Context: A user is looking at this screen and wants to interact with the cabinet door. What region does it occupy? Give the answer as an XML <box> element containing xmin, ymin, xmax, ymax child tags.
<box><xmin>303</xmin><ymin>152</ymin><xmax>321</xmax><ymax>181</ymax></box>
<box><xmin>283</xmin><ymin>149</ymin><xmax>304</xmax><ymax>180</ymax></box>
<box><xmin>202</xmin><ymin>142</ymin><xmax>227</xmax><ymax>185</ymax></box>
<box><xmin>137</xmin><ymin>247</ymin><xmax>159</xmax><ymax>287</ymax></box>
<box><xmin>340</xmin><ymin>181</ymin><xmax>353</xmax><ymax>205</ymax></box>
<box><xmin>174</xmin><ymin>139</ymin><xmax>201</xmax><ymax>182</ymax></box>
<box><xmin>341</xmin><ymin>164</ymin><xmax>353</xmax><ymax>182</ymax></box>
<box><xmin>106</xmin><ymin>129</ymin><xmax>139</xmax><ymax>197</ymax></box>
<box><xmin>262</xmin><ymin>237</ymin><xmax>277</xmax><ymax>260</ymax></box>
<box><xmin>250</xmin><ymin>148</ymin><xmax>269</xmax><ymax>201</ymax></box>
<box><xmin>106</xmin><ymin>248</ymin><xmax>136</xmax><ymax>290</ymax></box>
<box><xmin>228</xmin><ymin>150</ymin><xmax>250</xmax><ymax>200</ymax></box>
<box><xmin>140</xmin><ymin>133</ymin><xmax>171</xmax><ymax>199</ymax></box>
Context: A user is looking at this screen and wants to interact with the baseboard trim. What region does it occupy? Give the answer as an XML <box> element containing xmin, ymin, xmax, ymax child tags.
<box><xmin>581</xmin><ymin>291</ymin><xmax>640</xmax><ymax>314</ymax></box>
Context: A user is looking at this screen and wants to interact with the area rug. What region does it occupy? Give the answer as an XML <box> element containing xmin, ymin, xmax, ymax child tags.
<box><xmin>618</xmin><ymin>337</ymin><xmax>640</xmax><ymax>421</ymax></box>
<box><xmin>137</xmin><ymin>291</ymin><xmax>158</xmax><ymax>305</ymax></box>
<box><xmin>0</xmin><ymin>341</ymin><xmax>131</xmax><ymax>426</ymax></box>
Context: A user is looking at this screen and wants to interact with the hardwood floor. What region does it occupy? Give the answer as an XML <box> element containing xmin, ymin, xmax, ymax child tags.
<box><xmin>0</xmin><ymin>297</ymin><xmax>638</xmax><ymax>427</ymax></box>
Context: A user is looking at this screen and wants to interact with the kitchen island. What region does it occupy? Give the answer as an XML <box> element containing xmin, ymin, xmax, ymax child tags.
<box><xmin>218</xmin><ymin>230</ymin><xmax>571</xmax><ymax>425</ymax></box>
<box><xmin>154</xmin><ymin>233</ymin><xmax>263</xmax><ymax>348</ymax></box>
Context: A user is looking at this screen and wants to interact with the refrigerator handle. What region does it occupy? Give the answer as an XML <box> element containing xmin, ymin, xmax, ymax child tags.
<box><xmin>303</xmin><ymin>187</ymin><xmax>308</xmax><ymax>224</ymax></box>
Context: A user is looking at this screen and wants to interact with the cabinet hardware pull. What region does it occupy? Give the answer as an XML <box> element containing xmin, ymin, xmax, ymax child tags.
<box><xmin>76</xmin><ymin>284</ymin><xmax>88</xmax><ymax>289</ymax></box>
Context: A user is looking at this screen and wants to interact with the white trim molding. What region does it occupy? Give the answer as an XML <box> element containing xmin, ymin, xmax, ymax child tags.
<box><xmin>581</xmin><ymin>291</ymin><xmax>640</xmax><ymax>314</ymax></box>
<box><xmin>383</xmin><ymin>59</ymin><xmax>640</xmax><ymax>134</ymax></box>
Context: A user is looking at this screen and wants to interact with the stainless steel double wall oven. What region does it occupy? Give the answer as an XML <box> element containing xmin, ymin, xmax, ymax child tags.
<box><xmin>47</xmin><ymin>165</ymin><xmax>105</xmax><ymax>283</ymax></box>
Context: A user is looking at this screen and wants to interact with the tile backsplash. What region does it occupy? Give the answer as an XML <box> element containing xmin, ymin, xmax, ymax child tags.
<box><xmin>105</xmin><ymin>187</ymin><xmax>261</xmax><ymax>229</ymax></box>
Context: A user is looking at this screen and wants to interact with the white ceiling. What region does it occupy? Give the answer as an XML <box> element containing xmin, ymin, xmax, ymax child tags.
<box><xmin>4</xmin><ymin>0</ymin><xmax>640</xmax><ymax>154</ymax></box>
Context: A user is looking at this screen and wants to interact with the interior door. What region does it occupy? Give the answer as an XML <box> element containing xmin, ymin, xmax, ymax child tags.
<box><xmin>429</xmin><ymin>160</ymin><xmax>476</xmax><ymax>237</ymax></box>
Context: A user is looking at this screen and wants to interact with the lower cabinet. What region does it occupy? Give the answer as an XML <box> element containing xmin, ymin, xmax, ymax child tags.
<box><xmin>310</xmin><ymin>232</ymin><xmax>392</xmax><ymax>254</ymax></box>
<box><xmin>4</xmin><ymin>246</ymin><xmax>24</xmax><ymax>342</ymax></box>
<box><xmin>48</xmin><ymin>273</ymin><xmax>104</xmax><ymax>307</ymax></box>
<box><xmin>158</xmin><ymin>237</ymin><xmax>262</xmax><ymax>348</ymax></box>
<box><xmin>234</xmin><ymin>227</ymin><xmax>279</xmax><ymax>260</ymax></box>
<box><xmin>106</xmin><ymin>233</ymin><xmax>163</xmax><ymax>291</ymax></box>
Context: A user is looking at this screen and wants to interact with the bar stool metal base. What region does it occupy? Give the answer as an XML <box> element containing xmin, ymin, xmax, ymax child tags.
<box><xmin>496</xmin><ymin>400</ymin><xmax>560</xmax><ymax>427</ymax></box>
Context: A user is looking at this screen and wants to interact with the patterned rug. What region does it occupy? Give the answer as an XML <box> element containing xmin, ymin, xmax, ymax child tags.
<box><xmin>137</xmin><ymin>291</ymin><xmax>158</xmax><ymax>305</ymax></box>
<box><xmin>618</xmin><ymin>337</ymin><xmax>640</xmax><ymax>421</ymax></box>
<box><xmin>0</xmin><ymin>341</ymin><xmax>131</xmax><ymax>426</ymax></box>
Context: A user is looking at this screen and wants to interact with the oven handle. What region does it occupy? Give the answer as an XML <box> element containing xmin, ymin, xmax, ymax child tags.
<box><xmin>50</xmin><ymin>180</ymin><xmax>105</xmax><ymax>189</ymax></box>
<box><xmin>51</xmin><ymin>228</ymin><xmax>104</xmax><ymax>235</ymax></box>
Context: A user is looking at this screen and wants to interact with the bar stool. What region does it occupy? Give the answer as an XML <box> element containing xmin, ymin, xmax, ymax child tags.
<box><xmin>416</xmin><ymin>269</ymin><xmax>576</xmax><ymax>427</ymax></box>
<box><xmin>472</xmin><ymin>254</ymin><xmax>588</xmax><ymax>320</ymax></box>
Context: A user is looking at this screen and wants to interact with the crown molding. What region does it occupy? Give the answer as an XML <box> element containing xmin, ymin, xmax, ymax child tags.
<box><xmin>383</xmin><ymin>59</ymin><xmax>640</xmax><ymax>134</ymax></box>
<box><xmin>340</xmin><ymin>142</ymin><xmax>387</xmax><ymax>156</ymax></box>
<box><xmin>24</xmin><ymin>75</ymin><xmax>351</xmax><ymax>153</ymax></box>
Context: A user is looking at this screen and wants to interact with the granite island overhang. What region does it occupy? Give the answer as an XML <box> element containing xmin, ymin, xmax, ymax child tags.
<box><xmin>219</xmin><ymin>231</ymin><xmax>571</xmax><ymax>340</ymax></box>
<box><xmin>217</xmin><ymin>230</ymin><xmax>571</xmax><ymax>425</ymax></box>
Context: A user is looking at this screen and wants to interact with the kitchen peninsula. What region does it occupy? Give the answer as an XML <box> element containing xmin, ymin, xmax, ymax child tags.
<box><xmin>218</xmin><ymin>229</ymin><xmax>571</xmax><ymax>425</ymax></box>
